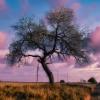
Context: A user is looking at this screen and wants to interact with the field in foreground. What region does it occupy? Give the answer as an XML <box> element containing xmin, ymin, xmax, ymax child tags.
<box><xmin>0</xmin><ymin>82</ymin><xmax>92</xmax><ymax>100</ymax></box>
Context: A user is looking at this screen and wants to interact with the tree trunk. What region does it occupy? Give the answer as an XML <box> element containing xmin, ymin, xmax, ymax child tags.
<box><xmin>40</xmin><ymin>61</ymin><xmax>54</xmax><ymax>83</ymax></box>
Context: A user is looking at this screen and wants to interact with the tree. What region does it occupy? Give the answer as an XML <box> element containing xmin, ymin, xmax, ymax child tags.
<box><xmin>7</xmin><ymin>7</ymin><xmax>88</xmax><ymax>83</ymax></box>
<box><xmin>88</xmin><ymin>77</ymin><xmax>97</xmax><ymax>84</ymax></box>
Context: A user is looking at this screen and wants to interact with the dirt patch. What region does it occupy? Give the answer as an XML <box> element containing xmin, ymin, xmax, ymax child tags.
<box><xmin>84</xmin><ymin>94</ymin><xmax>91</xmax><ymax>100</ymax></box>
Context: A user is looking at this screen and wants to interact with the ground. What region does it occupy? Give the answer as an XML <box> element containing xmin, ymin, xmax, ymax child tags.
<box><xmin>0</xmin><ymin>82</ymin><xmax>96</xmax><ymax>100</ymax></box>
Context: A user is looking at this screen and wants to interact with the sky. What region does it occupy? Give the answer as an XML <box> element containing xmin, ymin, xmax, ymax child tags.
<box><xmin>0</xmin><ymin>0</ymin><xmax>100</xmax><ymax>82</ymax></box>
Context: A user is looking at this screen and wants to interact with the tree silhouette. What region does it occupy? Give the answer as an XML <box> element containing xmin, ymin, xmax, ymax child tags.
<box><xmin>88</xmin><ymin>77</ymin><xmax>97</xmax><ymax>84</ymax></box>
<box><xmin>7</xmin><ymin>7</ymin><xmax>88</xmax><ymax>83</ymax></box>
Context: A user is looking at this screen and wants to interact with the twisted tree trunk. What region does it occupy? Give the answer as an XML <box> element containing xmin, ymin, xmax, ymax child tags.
<box><xmin>40</xmin><ymin>61</ymin><xmax>54</xmax><ymax>83</ymax></box>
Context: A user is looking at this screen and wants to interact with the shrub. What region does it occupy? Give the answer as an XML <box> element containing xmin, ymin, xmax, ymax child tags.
<box><xmin>88</xmin><ymin>77</ymin><xmax>97</xmax><ymax>84</ymax></box>
<box><xmin>60</xmin><ymin>80</ymin><xmax>65</xmax><ymax>83</ymax></box>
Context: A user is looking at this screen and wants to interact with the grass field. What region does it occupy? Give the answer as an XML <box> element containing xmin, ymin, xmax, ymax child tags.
<box><xmin>0</xmin><ymin>82</ymin><xmax>92</xmax><ymax>100</ymax></box>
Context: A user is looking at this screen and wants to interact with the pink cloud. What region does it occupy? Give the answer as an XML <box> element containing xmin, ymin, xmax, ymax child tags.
<box><xmin>0</xmin><ymin>0</ymin><xmax>7</xmax><ymax>11</ymax></box>
<box><xmin>0</xmin><ymin>50</ymin><xmax>8</xmax><ymax>68</ymax></box>
<box><xmin>20</xmin><ymin>0</ymin><xmax>30</xmax><ymax>16</ymax></box>
<box><xmin>49</xmin><ymin>0</ymin><xmax>68</xmax><ymax>8</ymax></box>
<box><xmin>71</xmin><ymin>2</ymin><xmax>80</xmax><ymax>11</ymax></box>
<box><xmin>1</xmin><ymin>50</ymin><xmax>100</xmax><ymax>82</ymax></box>
<box><xmin>0</xmin><ymin>0</ymin><xmax>9</xmax><ymax>18</ymax></box>
<box><xmin>0</xmin><ymin>32</ymin><xmax>8</xmax><ymax>49</ymax></box>
<box><xmin>91</xmin><ymin>26</ymin><xmax>100</xmax><ymax>46</ymax></box>
<box><xmin>0</xmin><ymin>49</ymin><xmax>8</xmax><ymax>57</ymax></box>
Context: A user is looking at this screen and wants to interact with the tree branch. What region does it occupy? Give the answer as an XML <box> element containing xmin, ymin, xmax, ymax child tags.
<box><xmin>44</xmin><ymin>25</ymin><xmax>59</xmax><ymax>58</ymax></box>
<box><xmin>53</xmin><ymin>24</ymin><xmax>59</xmax><ymax>50</ymax></box>
<box><xmin>23</xmin><ymin>54</ymin><xmax>41</xmax><ymax>58</ymax></box>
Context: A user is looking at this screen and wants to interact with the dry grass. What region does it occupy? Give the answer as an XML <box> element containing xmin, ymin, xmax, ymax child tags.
<box><xmin>0</xmin><ymin>82</ymin><xmax>91</xmax><ymax>100</ymax></box>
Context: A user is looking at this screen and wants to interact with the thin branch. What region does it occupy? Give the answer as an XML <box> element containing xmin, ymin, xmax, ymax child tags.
<box><xmin>43</xmin><ymin>24</ymin><xmax>59</xmax><ymax>58</ymax></box>
<box><xmin>53</xmin><ymin>24</ymin><xmax>59</xmax><ymax>50</ymax></box>
<box><xmin>23</xmin><ymin>54</ymin><xmax>41</xmax><ymax>58</ymax></box>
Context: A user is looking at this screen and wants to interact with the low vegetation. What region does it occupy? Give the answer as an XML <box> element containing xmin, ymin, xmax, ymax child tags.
<box><xmin>0</xmin><ymin>82</ymin><xmax>91</xmax><ymax>100</ymax></box>
<box><xmin>88</xmin><ymin>77</ymin><xmax>97</xmax><ymax>84</ymax></box>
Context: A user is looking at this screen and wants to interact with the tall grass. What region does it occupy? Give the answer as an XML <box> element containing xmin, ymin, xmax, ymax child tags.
<box><xmin>0</xmin><ymin>82</ymin><xmax>91</xmax><ymax>100</ymax></box>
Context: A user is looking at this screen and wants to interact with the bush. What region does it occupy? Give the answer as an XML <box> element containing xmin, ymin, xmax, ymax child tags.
<box><xmin>88</xmin><ymin>77</ymin><xmax>97</xmax><ymax>84</ymax></box>
<box><xmin>60</xmin><ymin>80</ymin><xmax>65</xmax><ymax>83</ymax></box>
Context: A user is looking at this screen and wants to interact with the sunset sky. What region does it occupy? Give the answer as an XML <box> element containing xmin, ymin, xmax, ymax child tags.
<box><xmin>0</xmin><ymin>0</ymin><xmax>100</xmax><ymax>82</ymax></box>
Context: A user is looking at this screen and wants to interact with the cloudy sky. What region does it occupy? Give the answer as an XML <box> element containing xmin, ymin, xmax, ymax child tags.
<box><xmin>0</xmin><ymin>0</ymin><xmax>100</xmax><ymax>82</ymax></box>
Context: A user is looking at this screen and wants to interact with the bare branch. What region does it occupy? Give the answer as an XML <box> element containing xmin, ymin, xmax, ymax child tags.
<box><xmin>23</xmin><ymin>54</ymin><xmax>41</xmax><ymax>58</ymax></box>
